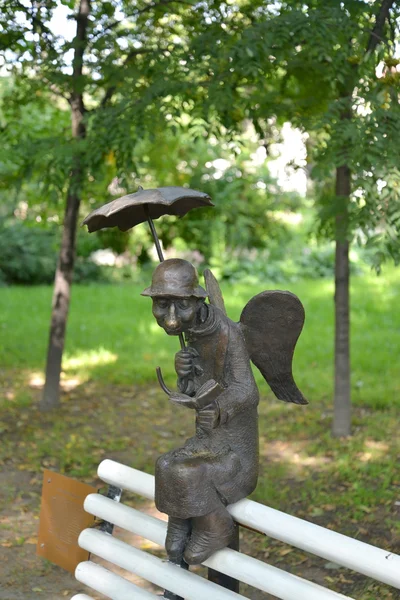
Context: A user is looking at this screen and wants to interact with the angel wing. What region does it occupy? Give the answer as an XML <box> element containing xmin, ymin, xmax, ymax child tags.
<box><xmin>204</xmin><ymin>269</ymin><xmax>227</xmax><ymax>315</ymax></box>
<box><xmin>204</xmin><ymin>270</ymin><xmax>307</xmax><ymax>405</ymax></box>
<box><xmin>240</xmin><ymin>291</ymin><xmax>307</xmax><ymax>405</ymax></box>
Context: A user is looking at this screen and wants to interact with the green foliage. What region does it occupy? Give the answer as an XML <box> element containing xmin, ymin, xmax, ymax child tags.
<box><xmin>0</xmin><ymin>0</ymin><xmax>210</xmax><ymax>221</ymax></box>
<box><xmin>165</xmin><ymin>0</ymin><xmax>400</xmax><ymax>270</ymax></box>
<box><xmin>128</xmin><ymin>129</ymin><xmax>302</xmax><ymax>263</ymax></box>
<box><xmin>0</xmin><ymin>221</ymin><xmax>107</xmax><ymax>284</ymax></box>
<box><xmin>2</xmin><ymin>0</ymin><xmax>399</xmax><ymax>280</ymax></box>
<box><xmin>0</xmin><ymin>222</ymin><xmax>57</xmax><ymax>284</ymax></box>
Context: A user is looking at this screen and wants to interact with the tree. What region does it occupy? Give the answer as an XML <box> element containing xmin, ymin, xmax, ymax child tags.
<box><xmin>169</xmin><ymin>0</ymin><xmax>400</xmax><ymax>436</ymax></box>
<box><xmin>130</xmin><ymin>127</ymin><xmax>301</xmax><ymax>266</ymax></box>
<box><xmin>0</xmin><ymin>0</ymin><xmax>199</xmax><ymax>410</ymax></box>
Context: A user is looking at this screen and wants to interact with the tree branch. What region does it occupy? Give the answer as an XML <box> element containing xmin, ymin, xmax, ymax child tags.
<box><xmin>88</xmin><ymin>0</ymin><xmax>192</xmax><ymax>47</ymax></box>
<box><xmin>366</xmin><ymin>0</ymin><xmax>396</xmax><ymax>54</ymax></box>
<box><xmin>15</xmin><ymin>0</ymin><xmax>58</xmax><ymax>56</ymax></box>
<box><xmin>72</xmin><ymin>0</ymin><xmax>91</xmax><ymax>82</ymax></box>
<box><xmin>134</xmin><ymin>0</ymin><xmax>193</xmax><ymax>16</ymax></box>
<box><xmin>99</xmin><ymin>47</ymin><xmax>167</xmax><ymax>108</ymax></box>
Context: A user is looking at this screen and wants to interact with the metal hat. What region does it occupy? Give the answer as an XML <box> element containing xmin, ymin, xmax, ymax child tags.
<box><xmin>141</xmin><ymin>259</ymin><xmax>207</xmax><ymax>298</ymax></box>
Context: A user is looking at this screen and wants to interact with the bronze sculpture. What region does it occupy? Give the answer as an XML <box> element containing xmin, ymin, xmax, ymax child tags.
<box><xmin>142</xmin><ymin>258</ymin><xmax>307</xmax><ymax>566</ymax></box>
<box><xmin>84</xmin><ymin>186</ymin><xmax>307</xmax><ymax>570</ymax></box>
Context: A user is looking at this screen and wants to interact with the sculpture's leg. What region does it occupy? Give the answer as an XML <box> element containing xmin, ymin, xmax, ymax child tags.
<box><xmin>183</xmin><ymin>504</ymin><xmax>235</xmax><ymax>565</ymax></box>
<box><xmin>165</xmin><ymin>516</ymin><xmax>191</xmax><ymax>561</ymax></box>
<box><xmin>208</xmin><ymin>522</ymin><xmax>239</xmax><ymax>592</ymax></box>
<box><xmin>164</xmin><ymin>517</ymin><xmax>190</xmax><ymax>600</ymax></box>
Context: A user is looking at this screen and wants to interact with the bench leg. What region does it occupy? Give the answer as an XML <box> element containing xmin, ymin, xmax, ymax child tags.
<box><xmin>207</xmin><ymin>523</ymin><xmax>239</xmax><ymax>593</ymax></box>
<box><xmin>99</xmin><ymin>485</ymin><xmax>122</xmax><ymax>535</ymax></box>
<box><xmin>163</xmin><ymin>558</ymin><xmax>189</xmax><ymax>600</ymax></box>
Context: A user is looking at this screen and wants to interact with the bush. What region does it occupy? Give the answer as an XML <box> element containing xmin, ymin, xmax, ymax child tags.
<box><xmin>209</xmin><ymin>242</ymin><xmax>362</xmax><ymax>284</ymax></box>
<box><xmin>73</xmin><ymin>258</ymin><xmax>105</xmax><ymax>283</ymax></box>
<box><xmin>0</xmin><ymin>221</ymin><xmax>109</xmax><ymax>285</ymax></box>
<box><xmin>0</xmin><ymin>222</ymin><xmax>57</xmax><ymax>284</ymax></box>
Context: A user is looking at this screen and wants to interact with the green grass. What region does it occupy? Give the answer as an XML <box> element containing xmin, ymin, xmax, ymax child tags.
<box><xmin>0</xmin><ymin>268</ymin><xmax>399</xmax><ymax>599</ymax></box>
<box><xmin>0</xmin><ymin>266</ymin><xmax>399</xmax><ymax>408</ymax></box>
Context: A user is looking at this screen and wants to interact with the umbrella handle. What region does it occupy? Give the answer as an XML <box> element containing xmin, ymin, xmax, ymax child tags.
<box><xmin>144</xmin><ymin>204</ymin><xmax>164</xmax><ymax>263</ymax></box>
<box><xmin>156</xmin><ymin>367</ymin><xmax>172</xmax><ymax>395</ymax></box>
<box><xmin>156</xmin><ymin>365</ymin><xmax>191</xmax><ymax>396</ymax></box>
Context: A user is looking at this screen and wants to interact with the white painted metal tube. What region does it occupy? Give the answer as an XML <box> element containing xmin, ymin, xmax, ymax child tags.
<box><xmin>97</xmin><ymin>459</ymin><xmax>400</xmax><ymax>590</ymax></box>
<box><xmin>75</xmin><ymin>561</ymin><xmax>159</xmax><ymax>599</ymax></box>
<box><xmin>229</xmin><ymin>497</ymin><xmax>400</xmax><ymax>590</ymax></box>
<box><xmin>84</xmin><ymin>494</ymin><xmax>351</xmax><ymax>600</ymax></box>
<box><xmin>84</xmin><ymin>494</ymin><xmax>166</xmax><ymax>548</ymax></box>
<box><xmin>98</xmin><ymin>460</ymin><xmax>154</xmax><ymax>500</ymax></box>
<box><xmin>79</xmin><ymin>528</ymin><xmax>246</xmax><ymax>600</ymax></box>
<box><xmin>71</xmin><ymin>595</ymin><xmax>95</xmax><ymax>600</ymax></box>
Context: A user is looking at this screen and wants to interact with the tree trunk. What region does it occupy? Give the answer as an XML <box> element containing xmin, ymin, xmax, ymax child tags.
<box><xmin>41</xmin><ymin>0</ymin><xmax>90</xmax><ymax>411</ymax></box>
<box><xmin>41</xmin><ymin>171</ymin><xmax>83</xmax><ymax>410</ymax></box>
<box><xmin>331</xmin><ymin>0</ymin><xmax>394</xmax><ymax>435</ymax></box>
<box><xmin>332</xmin><ymin>166</ymin><xmax>351</xmax><ymax>437</ymax></box>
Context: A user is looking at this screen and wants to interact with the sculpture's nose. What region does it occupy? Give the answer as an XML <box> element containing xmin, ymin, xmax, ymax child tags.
<box><xmin>165</xmin><ymin>302</ymin><xmax>178</xmax><ymax>329</ymax></box>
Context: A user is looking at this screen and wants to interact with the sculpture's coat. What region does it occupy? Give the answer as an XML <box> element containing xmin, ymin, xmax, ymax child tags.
<box><xmin>155</xmin><ymin>305</ymin><xmax>259</xmax><ymax>519</ymax></box>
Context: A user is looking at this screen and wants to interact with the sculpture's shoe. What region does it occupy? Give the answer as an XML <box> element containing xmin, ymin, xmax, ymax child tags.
<box><xmin>183</xmin><ymin>506</ymin><xmax>235</xmax><ymax>565</ymax></box>
<box><xmin>165</xmin><ymin>517</ymin><xmax>191</xmax><ymax>562</ymax></box>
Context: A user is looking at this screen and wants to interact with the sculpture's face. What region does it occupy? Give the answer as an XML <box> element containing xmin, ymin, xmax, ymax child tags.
<box><xmin>152</xmin><ymin>296</ymin><xmax>200</xmax><ymax>335</ymax></box>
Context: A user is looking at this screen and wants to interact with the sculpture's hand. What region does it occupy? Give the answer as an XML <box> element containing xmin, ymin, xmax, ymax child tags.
<box><xmin>196</xmin><ymin>402</ymin><xmax>220</xmax><ymax>431</ymax></box>
<box><xmin>169</xmin><ymin>392</ymin><xmax>198</xmax><ymax>410</ymax></box>
<box><xmin>175</xmin><ymin>347</ymin><xmax>199</xmax><ymax>379</ymax></box>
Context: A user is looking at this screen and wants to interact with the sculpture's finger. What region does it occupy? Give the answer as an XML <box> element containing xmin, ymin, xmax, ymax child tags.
<box><xmin>186</xmin><ymin>346</ymin><xmax>199</xmax><ymax>357</ymax></box>
<box><xmin>177</xmin><ymin>367</ymin><xmax>193</xmax><ymax>377</ymax></box>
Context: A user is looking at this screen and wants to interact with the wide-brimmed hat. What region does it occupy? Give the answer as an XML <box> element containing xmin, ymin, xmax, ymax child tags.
<box><xmin>141</xmin><ymin>258</ymin><xmax>207</xmax><ymax>298</ymax></box>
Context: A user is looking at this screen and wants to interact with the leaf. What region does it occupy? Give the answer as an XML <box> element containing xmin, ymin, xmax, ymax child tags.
<box><xmin>324</xmin><ymin>561</ymin><xmax>341</xmax><ymax>570</ymax></box>
<box><xmin>25</xmin><ymin>537</ymin><xmax>38</xmax><ymax>544</ymax></box>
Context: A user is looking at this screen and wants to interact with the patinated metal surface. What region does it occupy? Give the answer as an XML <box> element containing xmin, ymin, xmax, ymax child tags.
<box><xmin>82</xmin><ymin>186</ymin><xmax>213</xmax><ymax>233</ymax></box>
<box><xmin>143</xmin><ymin>259</ymin><xmax>307</xmax><ymax>566</ymax></box>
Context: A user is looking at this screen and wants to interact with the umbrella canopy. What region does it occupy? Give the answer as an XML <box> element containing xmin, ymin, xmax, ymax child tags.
<box><xmin>82</xmin><ymin>186</ymin><xmax>213</xmax><ymax>233</ymax></box>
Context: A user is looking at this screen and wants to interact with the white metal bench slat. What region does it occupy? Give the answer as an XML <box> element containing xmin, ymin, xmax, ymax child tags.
<box><xmin>84</xmin><ymin>493</ymin><xmax>351</xmax><ymax>600</ymax></box>
<box><xmin>79</xmin><ymin>528</ymin><xmax>247</xmax><ymax>600</ymax></box>
<box><xmin>71</xmin><ymin>595</ymin><xmax>96</xmax><ymax>600</ymax></box>
<box><xmin>97</xmin><ymin>459</ymin><xmax>400</xmax><ymax>590</ymax></box>
<box><xmin>76</xmin><ymin>561</ymin><xmax>159</xmax><ymax>599</ymax></box>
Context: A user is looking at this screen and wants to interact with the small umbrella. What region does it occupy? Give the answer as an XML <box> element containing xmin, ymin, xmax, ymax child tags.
<box><xmin>83</xmin><ymin>186</ymin><xmax>213</xmax><ymax>262</ymax></box>
<box><xmin>83</xmin><ymin>185</ymin><xmax>214</xmax><ymax>394</ymax></box>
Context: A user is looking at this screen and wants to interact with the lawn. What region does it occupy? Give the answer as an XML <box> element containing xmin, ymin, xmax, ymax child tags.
<box><xmin>1</xmin><ymin>266</ymin><xmax>399</xmax><ymax>407</ymax></box>
<box><xmin>0</xmin><ymin>267</ymin><xmax>399</xmax><ymax>599</ymax></box>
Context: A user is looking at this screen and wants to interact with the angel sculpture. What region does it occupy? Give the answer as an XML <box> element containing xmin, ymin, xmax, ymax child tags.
<box><xmin>142</xmin><ymin>258</ymin><xmax>307</xmax><ymax>566</ymax></box>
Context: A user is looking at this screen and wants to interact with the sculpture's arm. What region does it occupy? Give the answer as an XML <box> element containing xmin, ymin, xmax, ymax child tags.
<box><xmin>175</xmin><ymin>349</ymin><xmax>197</xmax><ymax>397</ymax></box>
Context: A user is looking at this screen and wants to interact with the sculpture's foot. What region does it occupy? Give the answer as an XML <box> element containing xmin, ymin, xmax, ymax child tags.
<box><xmin>183</xmin><ymin>505</ymin><xmax>235</xmax><ymax>565</ymax></box>
<box><xmin>166</xmin><ymin>517</ymin><xmax>191</xmax><ymax>562</ymax></box>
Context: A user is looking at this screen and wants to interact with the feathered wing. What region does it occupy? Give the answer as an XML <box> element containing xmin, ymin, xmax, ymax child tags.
<box><xmin>240</xmin><ymin>291</ymin><xmax>307</xmax><ymax>405</ymax></box>
<box><xmin>204</xmin><ymin>269</ymin><xmax>227</xmax><ymax>316</ymax></box>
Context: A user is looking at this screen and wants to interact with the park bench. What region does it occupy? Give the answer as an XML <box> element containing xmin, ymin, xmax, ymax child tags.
<box><xmin>71</xmin><ymin>459</ymin><xmax>400</xmax><ymax>600</ymax></box>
